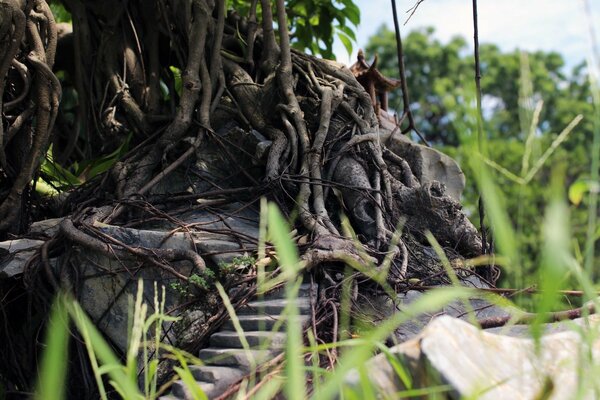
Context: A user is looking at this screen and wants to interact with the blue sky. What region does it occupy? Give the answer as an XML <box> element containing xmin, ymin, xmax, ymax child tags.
<box><xmin>333</xmin><ymin>0</ymin><xmax>600</xmax><ymax>71</ymax></box>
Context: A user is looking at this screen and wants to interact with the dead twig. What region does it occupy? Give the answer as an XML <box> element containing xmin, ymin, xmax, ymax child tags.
<box><xmin>478</xmin><ymin>303</ymin><xmax>597</xmax><ymax>329</ymax></box>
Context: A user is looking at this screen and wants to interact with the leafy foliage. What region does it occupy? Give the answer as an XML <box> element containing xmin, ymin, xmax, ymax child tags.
<box><xmin>286</xmin><ymin>0</ymin><xmax>359</xmax><ymax>59</ymax></box>
<box><xmin>228</xmin><ymin>0</ymin><xmax>359</xmax><ymax>59</ymax></box>
<box><xmin>49</xmin><ymin>2</ymin><xmax>71</xmax><ymax>23</ymax></box>
<box><xmin>38</xmin><ymin>135</ymin><xmax>131</xmax><ymax>194</ymax></box>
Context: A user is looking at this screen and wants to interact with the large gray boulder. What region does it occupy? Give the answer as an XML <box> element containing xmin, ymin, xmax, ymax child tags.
<box><xmin>344</xmin><ymin>314</ymin><xmax>600</xmax><ymax>399</ymax></box>
<box><xmin>379</xmin><ymin>110</ymin><xmax>466</xmax><ymax>202</ymax></box>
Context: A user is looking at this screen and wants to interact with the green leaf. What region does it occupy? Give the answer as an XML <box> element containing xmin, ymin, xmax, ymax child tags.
<box><xmin>337</xmin><ymin>32</ymin><xmax>353</xmax><ymax>58</ymax></box>
<box><xmin>568</xmin><ymin>180</ymin><xmax>590</xmax><ymax>206</ymax></box>
<box><xmin>170</xmin><ymin>66</ymin><xmax>183</xmax><ymax>97</ymax></box>
<box><xmin>341</xmin><ymin>2</ymin><xmax>360</xmax><ymax>26</ymax></box>
<box><xmin>50</xmin><ymin>3</ymin><xmax>72</xmax><ymax>23</ymax></box>
<box><xmin>35</xmin><ymin>179</ymin><xmax>60</xmax><ymax>196</ymax></box>
<box><xmin>41</xmin><ymin>157</ymin><xmax>82</xmax><ymax>188</ymax></box>
<box><xmin>337</xmin><ymin>24</ymin><xmax>356</xmax><ymax>41</ymax></box>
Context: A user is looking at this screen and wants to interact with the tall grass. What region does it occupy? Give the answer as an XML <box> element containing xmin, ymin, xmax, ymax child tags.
<box><xmin>32</xmin><ymin>281</ymin><xmax>198</xmax><ymax>400</ymax></box>
<box><xmin>34</xmin><ymin>176</ymin><xmax>600</xmax><ymax>400</ymax></box>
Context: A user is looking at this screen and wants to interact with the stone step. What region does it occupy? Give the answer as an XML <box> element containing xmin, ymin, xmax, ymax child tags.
<box><xmin>210</xmin><ymin>330</ymin><xmax>287</xmax><ymax>349</ymax></box>
<box><xmin>198</xmin><ymin>348</ymin><xmax>276</xmax><ymax>371</ymax></box>
<box><xmin>189</xmin><ymin>365</ymin><xmax>245</xmax><ymax>384</ymax></box>
<box><xmin>237</xmin><ymin>298</ymin><xmax>312</xmax><ymax>315</ymax></box>
<box><xmin>230</xmin><ymin>283</ymin><xmax>314</xmax><ymax>300</ymax></box>
<box><xmin>220</xmin><ymin>314</ymin><xmax>309</xmax><ymax>331</ymax></box>
<box><xmin>261</xmin><ymin>283</ymin><xmax>313</xmax><ymax>300</ymax></box>
<box><xmin>171</xmin><ymin>379</ymin><xmax>215</xmax><ymax>399</ymax></box>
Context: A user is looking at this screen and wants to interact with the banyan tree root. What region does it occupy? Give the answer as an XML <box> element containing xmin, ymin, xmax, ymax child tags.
<box><xmin>1</xmin><ymin>0</ymin><xmax>483</xmax><ymax>281</ymax></box>
<box><xmin>128</xmin><ymin>1</ymin><xmax>479</xmax><ymax>277</ymax></box>
<box><xmin>0</xmin><ymin>0</ymin><xmax>60</xmax><ymax>235</ymax></box>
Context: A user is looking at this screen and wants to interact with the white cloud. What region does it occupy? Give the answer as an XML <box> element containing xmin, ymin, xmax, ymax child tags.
<box><xmin>333</xmin><ymin>0</ymin><xmax>600</xmax><ymax>70</ymax></box>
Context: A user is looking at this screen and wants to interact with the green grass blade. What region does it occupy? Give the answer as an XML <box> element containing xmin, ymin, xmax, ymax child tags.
<box><xmin>173</xmin><ymin>367</ymin><xmax>208</xmax><ymax>400</ymax></box>
<box><xmin>68</xmin><ymin>299</ymin><xmax>144</xmax><ymax>399</ymax></box>
<box><xmin>469</xmin><ymin>152</ymin><xmax>519</xmax><ymax>270</ymax></box>
<box><xmin>267</xmin><ymin>202</ymin><xmax>306</xmax><ymax>400</ymax></box>
<box><xmin>521</xmin><ymin>100</ymin><xmax>544</xmax><ymax>176</ymax></box>
<box><xmin>306</xmin><ymin>330</ymin><xmax>322</xmax><ymax>394</ymax></box>
<box><xmin>126</xmin><ymin>280</ymin><xmax>147</xmax><ymax>383</ymax></box>
<box><xmin>523</xmin><ymin>115</ymin><xmax>583</xmax><ymax>184</ymax></box>
<box><xmin>267</xmin><ymin>203</ymin><xmax>300</xmax><ymax>275</ymax></box>
<box><xmin>532</xmin><ymin>168</ymin><xmax>575</xmax><ymax>342</ymax></box>
<box><xmin>253</xmin><ymin>376</ymin><xmax>285</xmax><ymax>400</ymax></box>
<box><xmin>34</xmin><ymin>294</ymin><xmax>70</xmax><ymax>400</ymax></box>
<box><xmin>283</xmin><ymin>277</ymin><xmax>306</xmax><ymax>400</ymax></box>
<box><xmin>584</xmin><ymin>64</ymin><xmax>600</xmax><ymax>278</ymax></box>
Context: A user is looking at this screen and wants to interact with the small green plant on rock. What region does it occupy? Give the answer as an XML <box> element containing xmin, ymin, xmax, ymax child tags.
<box><xmin>218</xmin><ymin>254</ymin><xmax>257</xmax><ymax>276</ymax></box>
<box><xmin>170</xmin><ymin>271</ymin><xmax>215</xmax><ymax>298</ymax></box>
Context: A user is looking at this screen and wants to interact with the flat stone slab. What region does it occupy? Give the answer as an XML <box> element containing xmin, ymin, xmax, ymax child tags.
<box><xmin>198</xmin><ymin>348</ymin><xmax>275</xmax><ymax>371</ymax></box>
<box><xmin>237</xmin><ymin>298</ymin><xmax>311</xmax><ymax>315</ymax></box>
<box><xmin>171</xmin><ymin>380</ymin><xmax>215</xmax><ymax>399</ymax></box>
<box><xmin>220</xmin><ymin>314</ymin><xmax>309</xmax><ymax>331</ymax></box>
<box><xmin>209</xmin><ymin>330</ymin><xmax>287</xmax><ymax>349</ymax></box>
<box><xmin>29</xmin><ymin>217</ymin><xmax>63</xmax><ymax>237</ymax></box>
<box><xmin>0</xmin><ymin>239</ymin><xmax>44</xmax><ymax>278</ymax></box>
<box><xmin>189</xmin><ymin>365</ymin><xmax>245</xmax><ymax>383</ymax></box>
<box><xmin>228</xmin><ymin>283</ymin><xmax>314</xmax><ymax>301</ymax></box>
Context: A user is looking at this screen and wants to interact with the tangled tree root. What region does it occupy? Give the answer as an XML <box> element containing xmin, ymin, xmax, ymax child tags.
<box><xmin>0</xmin><ymin>0</ymin><xmax>492</xmax><ymax>396</ymax></box>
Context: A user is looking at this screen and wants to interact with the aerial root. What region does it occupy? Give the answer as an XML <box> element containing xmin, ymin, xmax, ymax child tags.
<box><xmin>59</xmin><ymin>217</ymin><xmax>207</xmax><ymax>283</ymax></box>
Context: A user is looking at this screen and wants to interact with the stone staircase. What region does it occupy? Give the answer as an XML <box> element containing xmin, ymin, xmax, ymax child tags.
<box><xmin>162</xmin><ymin>283</ymin><xmax>315</xmax><ymax>399</ymax></box>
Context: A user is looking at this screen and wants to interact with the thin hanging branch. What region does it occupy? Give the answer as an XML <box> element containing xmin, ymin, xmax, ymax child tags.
<box><xmin>472</xmin><ymin>0</ymin><xmax>484</xmax><ymax>150</ymax></box>
<box><xmin>390</xmin><ymin>0</ymin><xmax>430</xmax><ymax>147</ymax></box>
<box><xmin>471</xmin><ymin>0</ymin><xmax>490</xmax><ymax>256</ymax></box>
<box><xmin>405</xmin><ymin>0</ymin><xmax>426</xmax><ymax>25</ymax></box>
